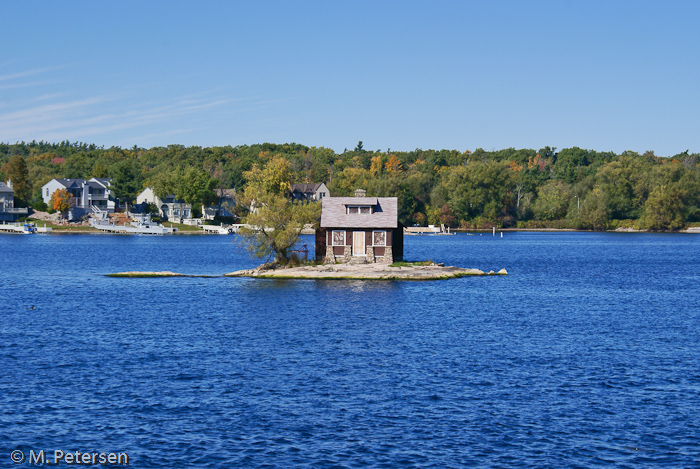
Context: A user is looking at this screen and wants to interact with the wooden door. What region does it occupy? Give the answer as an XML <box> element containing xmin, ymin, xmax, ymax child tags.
<box><xmin>352</xmin><ymin>231</ymin><xmax>365</xmax><ymax>256</ymax></box>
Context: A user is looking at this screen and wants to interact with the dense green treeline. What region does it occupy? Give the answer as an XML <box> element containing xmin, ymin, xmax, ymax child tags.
<box><xmin>1</xmin><ymin>140</ymin><xmax>699</xmax><ymax>230</ymax></box>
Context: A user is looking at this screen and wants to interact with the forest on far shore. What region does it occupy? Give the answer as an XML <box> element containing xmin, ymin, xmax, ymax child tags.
<box><xmin>2</xmin><ymin>140</ymin><xmax>699</xmax><ymax>231</ymax></box>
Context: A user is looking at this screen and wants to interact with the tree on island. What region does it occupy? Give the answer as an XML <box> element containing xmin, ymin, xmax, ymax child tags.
<box><xmin>49</xmin><ymin>188</ymin><xmax>74</xmax><ymax>218</ymax></box>
<box><xmin>239</xmin><ymin>157</ymin><xmax>320</xmax><ymax>265</ymax></box>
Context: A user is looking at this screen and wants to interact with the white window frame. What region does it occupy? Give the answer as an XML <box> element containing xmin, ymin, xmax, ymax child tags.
<box><xmin>372</xmin><ymin>230</ymin><xmax>386</xmax><ymax>247</ymax></box>
<box><xmin>331</xmin><ymin>230</ymin><xmax>346</xmax><ymax>246</ymax></box>
<box><xmin>346</xmin><ymin>205</ymin><xmax>372</xmax><ymax>214</ymax></box>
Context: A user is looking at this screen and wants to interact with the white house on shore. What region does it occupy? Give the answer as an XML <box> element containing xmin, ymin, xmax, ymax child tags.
<box><xmin>0</xmin><ymin>180</ymin><xmax>28</xmax><ymax>222</ymax></box>
<box><xmin>41</xmin><ymin>178</ymin><xmax>114</xmax><ymax>220</ymax></box>
<box><xmin>136</xmin><ymin>187</ymin><xmax>236</xmax><ymax>221</ymax></box>
<box><xmin>136</xmin><ymin>188</ymin><xmax>191</xmax><ymax>221</ymax></box>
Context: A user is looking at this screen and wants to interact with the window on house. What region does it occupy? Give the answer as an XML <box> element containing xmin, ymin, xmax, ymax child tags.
<box><xmin>347</xmin><ymin>205</ymin><xmax>372</xmax><ymax>214</ymax></box>
<box><xmin>332</xmin><ymin>230</ymin><xmax>345</xmax><ymax>246</ymax></box>
<box><xmin>373</xmin><ymin>231</ymin><xmax>386</xmax><ymax>246</ymax></box>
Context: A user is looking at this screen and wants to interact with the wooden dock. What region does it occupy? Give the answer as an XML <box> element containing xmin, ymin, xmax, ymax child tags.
<box><xmin>0</xmin><ymin>222</ymin><xmax>52</xmax><ymax>233</ymax></box>
<box><xmin>403</xmin><ymin>224</ymin><xmax>454</xmax><ymax>235</ymax></box>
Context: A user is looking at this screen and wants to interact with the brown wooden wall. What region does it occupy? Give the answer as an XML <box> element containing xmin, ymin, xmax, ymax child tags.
<box><xmin>392</xmin><ymin>224</ymin><xmax>404</xmax><ymax>260</ymax></box>
<box><xmin>315</xmin><ymin>228</ymin><xmax>327</xmax><ymax>261</ymax></box>
<box><xmin>321</xmin><ymin>227</ymin><xmax>402</xmax><ymax>258</ymax></box>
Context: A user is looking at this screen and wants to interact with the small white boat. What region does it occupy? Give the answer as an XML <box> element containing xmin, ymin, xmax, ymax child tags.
<box><xmin>22</xmin><ymin>223</ymin><xmax>37</xmax><ymax>234</ymax></box>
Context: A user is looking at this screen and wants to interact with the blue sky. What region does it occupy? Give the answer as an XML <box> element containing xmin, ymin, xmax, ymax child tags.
<box><xmin>1</xmin><ymin>0</ymin><xmax>698</xmax><ymax>156</ymax></box>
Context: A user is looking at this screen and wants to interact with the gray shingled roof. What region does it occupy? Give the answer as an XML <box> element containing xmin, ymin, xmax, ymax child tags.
<box><xmin>0</xmin><ymin>182</ymin><xmax>13</xmax><ymax>193</ymax></box>
<box><xmin>320</xmin><ymin>197</ymin><xmax>398</xmax><ymax>228</ymax></box>
<box><xmin>291</xmin><ymin>183</ymin><xmax>322</xmax><ymax>194</ymax></box>
<box><xmin>55</xmin><ymin>178</ymin><xmax>86</xmax><ymax>188</ymax></box>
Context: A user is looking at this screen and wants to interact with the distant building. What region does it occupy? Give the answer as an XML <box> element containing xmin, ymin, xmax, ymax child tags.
<box><xmin>291</xmin><ymin>183</ymin><xmax>329</xmax><ymax>202</ymax></box>
<box><xmin>315</xmin><ymin>189</ymin><xmax>403</xmax><ymax>264</ymax></box>
<box><xmin>136</xmin><ymin>187</ymin><xmax>236</xmax><ymax>221</ymax></box>
<box><xmin>0</xmin><ymin>180</ymin><xmax>28</xmax><ymax>221</ymax></box>
<box><xmin>41</xmin><ymin>178</ymin><xmax>114</xmax><ymax>220</ymax></box>
<box><xmin>135</xmin><ymin>188</ymin><xmax>191</xmax><ymax>221</ymax></box>
<box><xmin>203</xmin><ymin>189</ymin><xmax>236</xmax><ymax>220</ymax></box>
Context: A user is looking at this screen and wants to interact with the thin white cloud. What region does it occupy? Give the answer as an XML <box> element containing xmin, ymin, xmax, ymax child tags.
<box><xmin>31</xmin><ymin>93</ymin><xmax>66</xmax><ymax>102</ymax></box>
<box><xmin>0</xmin><ymin>67</ymin><xmax>62</xmax><ymax>82</ymax></box>
<box><xmin>0</xmin><ymin>80</ymin><xmax>58</xmax><ymax>91</ymax></box>
<box><xmin>0</xmin><ymin>91</ymin><xmax>244</xmax><ymax>143</ymax></box>
<box><xmin>0</xmin><ymin>65</ymin><xmax>282</xmax><ymax>145</ymax></box>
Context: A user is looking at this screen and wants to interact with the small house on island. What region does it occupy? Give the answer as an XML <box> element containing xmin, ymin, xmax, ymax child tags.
<box><xmin>316</xmin><ymin>189</ymin><xmax>403</xmax><ymax>264</ymax></box>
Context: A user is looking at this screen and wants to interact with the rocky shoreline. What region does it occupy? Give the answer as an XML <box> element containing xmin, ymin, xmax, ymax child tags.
<box><xmin>107</xmin><ymin>264</ymin><xmax>508</xmax><ymax>280</ymax></box>
<box><xmin>225</xmin><ymin>263</ymin><xmax>507</xmax><ymax>280</ymax></box>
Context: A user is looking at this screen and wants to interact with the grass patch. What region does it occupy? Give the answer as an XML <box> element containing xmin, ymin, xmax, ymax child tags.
<box><xmin>388</xmin><ymin>260</ymin><xmax>434</xmax><ymax>267</ymax></box>
<box><xmin>162</xmin><ymin>222</ymin><xmax>205</xmax><ymax>232</ymax></box>
<box><xmin>251</xmin><ymin>271</ymin><xmax>489</xmax><ymax>280</ymax></box>
<box><xmin>255</xmin><ymin>275</ymin><xmax>450</xmax><ymax>280</ymax></box>
<box><xmin>26</xmin><ymin>219</ymin><xmax>95</xmax><ymax>231</ymax></box>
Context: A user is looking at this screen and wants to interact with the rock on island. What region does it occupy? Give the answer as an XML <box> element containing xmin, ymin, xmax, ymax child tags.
<box><xmin>224</xmin><ymin>263</ymin><xmax>507</xmax><ymax>280</ymax></box>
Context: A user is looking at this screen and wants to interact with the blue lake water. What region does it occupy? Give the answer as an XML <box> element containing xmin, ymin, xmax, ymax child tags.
<box><xmin>1</xmin><ymin>232</ymin><xmax>699</xmax><ymax>468</ymax></box>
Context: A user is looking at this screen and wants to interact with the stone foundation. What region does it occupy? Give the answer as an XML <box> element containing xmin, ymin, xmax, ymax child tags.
<box><xmin>324</xmin><ymin>245</ymin><xmax>393</xmax><ymax>264</ymax></box>
<box><xmin>377</xmin><ymin>246</ymin><xmax>393</xmax><ymax>264</ymax></box>
<box><xmin>366</xmin><ymin>246</ymin><xmax>375</xmax><ymax>263</ymax></box>
<box><xmin>324</xmin><ymin>246</ymin><xmax>335</xmax><ymax>264</ymax></box>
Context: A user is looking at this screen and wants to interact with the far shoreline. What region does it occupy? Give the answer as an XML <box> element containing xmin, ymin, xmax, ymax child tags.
<box><xmin>4</xmin><ymin>228</ymin><xmax>700</xmax><ymax>235</ymax></box>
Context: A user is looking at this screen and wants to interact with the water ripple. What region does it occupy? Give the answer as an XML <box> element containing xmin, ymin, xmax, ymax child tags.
<box><xmin>1</xmin><ymin>233</ymin><xmax>700</xmax><ymax>467</ymax></box>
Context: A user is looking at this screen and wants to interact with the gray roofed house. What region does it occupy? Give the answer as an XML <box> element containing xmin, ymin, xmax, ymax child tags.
<box><xmin>316</xmin><ymin>190</ymin><xmax>403</xmax><ymax>264</ymax></box>
<box><xmin>0</xmin><ymin>180</ymin><xmax>28</xmax><ymax>221</ymax></box>
<box><xmin>41</xmin><ymin>177</ymin><xmax>115</xmax><ymax>220</ymax></box>
<box><xmin>135</xmin><ymin>187</ymin><xmax>192</xmax><ymax>221</ymax></box>
<box><xmin>136</xmin><ymin>186</ymin><xmax>236</xmax><ymax>221</ymax></box>
<box><xmin>291</xmin><ymin>183</ymin><xmax>329</xmax><ymax>202</ymax></box>
<box><xmin>319</xmin><ymin>197</ymin><xmax>398</xmax><ymax>229</ymax></box>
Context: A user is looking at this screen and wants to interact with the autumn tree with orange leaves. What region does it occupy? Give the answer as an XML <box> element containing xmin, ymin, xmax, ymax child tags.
<box><xmin>49</xmin><ymin>189</ymin><xmax>74</xmax><ymax>218</ymax></box>
<box><xmin>385</xmin><ymin>154</ymin><xmax>402</xmax><ymax>173</ymax></box>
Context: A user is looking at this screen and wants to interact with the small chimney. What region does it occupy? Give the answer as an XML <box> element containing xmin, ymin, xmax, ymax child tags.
<box><xmin>354</xmin><ymin>189</ymin><xmax>366</xmax><ymax>197</ymax></box>
<box><xmin>6</xmin><ymin>180</ymin><xmax>12</xmax><ymax>190</ymax></box>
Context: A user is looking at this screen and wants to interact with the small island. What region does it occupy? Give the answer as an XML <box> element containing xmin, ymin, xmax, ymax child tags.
<box><xmin>107</xmin><ymin>181</ymin><xmax>510</xmax><ymax>281</ymax></box>
<box><xmin>225</xmin><ymin>262</ymin><xmax>507</xmax><ymax>280</ymax></box>
<box><xmin>106</xmin><ymin>263</ymin><xmax>507</xmax><ymax>280</ymax></box>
